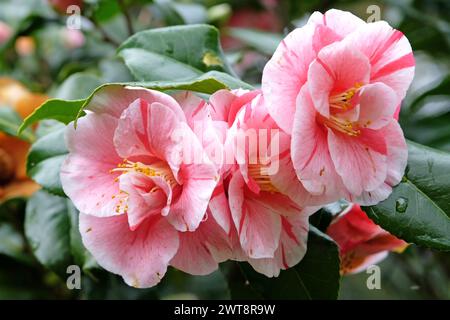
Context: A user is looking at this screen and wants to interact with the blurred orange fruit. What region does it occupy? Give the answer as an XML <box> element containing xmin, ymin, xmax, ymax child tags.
<box><xmin>0</xmin><ymin>77</ymin><xmax>49</xmax><ymax>202</ymax></box>
<box><xmin>15</xmin><ymin>36</ymin><xmax>35</xmax><ymax>56</ymax></box>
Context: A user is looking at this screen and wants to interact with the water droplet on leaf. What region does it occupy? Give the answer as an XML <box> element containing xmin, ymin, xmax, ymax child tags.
<box><xmin>395</xmin><ymin>197</ymin><xmax>408</xmax><ymax>213</ymax></box>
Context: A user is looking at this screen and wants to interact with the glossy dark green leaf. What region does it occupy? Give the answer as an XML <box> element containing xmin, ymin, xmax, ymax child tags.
<box><xmin>0</xmin><ymin>223</ymin><xmax>33</xmax><ymax>265</ymax></box>
<box><xmin>81</xmin><ymin>271</ymin><xmax>158</xmax><ymax>300</ymax></box>
<box><xmin>27</xmin><ymin>127</ymin><xmax>68</xmax><ymax>196</ymax></box>
<box><xmin>364</xmin><ymin>141</ymin><xmax>450</xmax><ymax>251</ymax></box>
<box><xmin>222</xmin><ymin>227</ymin><xmax>340</xmax><ymax>300</ymax></box>
<box><xmin>67</xmin><ymin>202</ymin><xmax>97</xmax><ymax>271</ymax></box>
<box><xmin>25</xmin><ymin>190</ymin><xmax>73</xmax><ymax>276</ymax></box>
<box><xmin>402</xmin><ymin>110</ymin><xmax>450</xmax><ymax>151</ymax></box>
<box><xmin>55</xmin><ymin>73</ymin><xmax>103</xmax><ymax>100</ymax></box>
<box><xmin>18</xmin><ymin>99</ymin><xmax>84</xmax><ymax>134</ymax></box>
<box><xmin>118</xmin><ymin>24</ymin><xmax>235</xmax><ymax>80</ymax></box>
<box><xmin>0</xmin><ymin>256</ymin><xmax>56</xmax><ymax>299</ymax></box>
<box><xmin>19</xmin><ymin>73</ymin><xmax>252</xmax><ymax>132</ymax></box>
<box><xmin>408</xmin><ymin>75</ymin><xmax>450</xmax><ymax>113</ymax></box>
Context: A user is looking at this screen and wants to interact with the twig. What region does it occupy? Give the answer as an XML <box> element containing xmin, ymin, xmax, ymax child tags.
<box><xmin>118</xmin><ymin>0</ymin><xmax>134</xmax><ymax>36</ymax></box>
<box><xmin>91</xmin><ymin>18</ymin><xmax>120</xmax><ymax>47</ymax></box>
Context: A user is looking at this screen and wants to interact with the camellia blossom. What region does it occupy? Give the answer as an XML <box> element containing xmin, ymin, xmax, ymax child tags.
<box><xmin>327</xmin><ymin>204</ymin><xmax>407</xmax><ymax>274</ymax></box>
<box><xmin>262</xmin><ymin>9</ymin><xmax>414</xmax><ymax>205</ymax></box>
<box><xmin>187</xmin><ymin>89</ymin><xmax>321</xmax><ymax>277</ymax></box>
<box><xmin>61</xmin><ymin>86</ymin><xmax>230</xmax><ymax>287</ymax></box>
<box><xmin>225</xmin><ymin>94</ymin><xmax>319</xmax><ymax>277</ymax></box>
<box><xmin>58</xmin><ymin>9</ymin><xmax>417</xmax><ymax>288</ymax></box>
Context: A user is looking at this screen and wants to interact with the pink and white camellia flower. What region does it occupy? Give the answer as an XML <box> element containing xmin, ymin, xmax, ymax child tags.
<box><xmin>172</xmin><ymin>89</ymin><xmax>322</xmax><ymax>277</ymax></box>
<box><xmin>262</xmin><ymin>9</ymin><xmax>414</xmax><ymax>205</ymax></box>
<box><xmin>203</xmin><ymin>89</ymin><xmax>320</xmax><ymax>277</ymax></box>
<box><xmin>60</xmin><ymin>86</ymin><xmax>234</xmax><ymax>287</ymax></box>
<box><xmin>327</xmin><ymin>204</ymin><xmax>407</xmax><ymax>274</ymax></box>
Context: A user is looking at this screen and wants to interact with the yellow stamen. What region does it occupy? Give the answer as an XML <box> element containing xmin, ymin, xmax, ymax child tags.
<box><xmin>248</xmin><ymin>163</ymin><xmax>278</xmax><ymax>193</ymax></box>
<box><xmin>109</xmin><ymin>160</ymin><xmax>178</xmax><ymax>213</ymax></box>
<box><xmin>329</xmin><ymin>83</ymin><xmax>362</xmax><ymax>111</ymax></box>
<box><xmin>111</xmin><ymin>159</ymin><xmax>178</xmax><ymax>188</ymax></box>
<box><xmin>322</xmin><ymin>115</ymin><xmax>361</xmax><ymax>137</ymax></box>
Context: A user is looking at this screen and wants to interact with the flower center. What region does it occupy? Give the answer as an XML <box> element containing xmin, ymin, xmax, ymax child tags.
<box><xmin>319</xmin><ymin>114</ymin><xmax>361</xmax><ymax>137</ymax></box>
<box><xmin>110</xmin><ymin>159</ymin><xmax>178</xmax><ymax>213</ymax></box>
<box><xmin>318</xmin><ymin>84</ymin><xmax>363</xmax><ymax>137</ymax></box>
<box><xmin>248</xmin><ymin>163</ymin><xmax>278</xmax><ymax>193</ymax></box>
<box><xmin>329</xmin><ymin>83</ymin><xmax>362</xmax><ymax>111</ymax></box>
<box><xmin>111</xmin><ymin>159</ymin><xmax>178</xmax><ymax>188</ymax></box>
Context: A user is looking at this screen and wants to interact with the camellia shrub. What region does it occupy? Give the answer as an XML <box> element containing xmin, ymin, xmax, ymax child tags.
<box><xmin>1</xmin><ymin>0</ymin><xmax>449</xmax><ymax>300</ymax></box>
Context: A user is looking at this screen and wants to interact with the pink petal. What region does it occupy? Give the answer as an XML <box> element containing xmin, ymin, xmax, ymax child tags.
<box><xmin>79</xmin><ymin>214</ymin><xmax>179</xmax><ymax>288</ymax></box>
<box><xmin>328</xmin><ymin>129</ymin><xmax>388</xmax><ymax>196</ymax></box>
<box><xmin>113</xmin><ymin>98</ymin><xmax>152</xmax><ymax>159</ymax></box>
<box><xmin>207</xmin><ymin>89</ymin><xmax>237</xmax><ymax>122</ymax></box>
<box><xmin>270</xmin><ymin>154</ymin><xmax>327</xmax><ymax>206</ymax></box>
<box><xmin>208</xmin><ymin>184</ymin><xmax>232</xmax><ymax>234</ymax></box>
<box><xmin>119</xmin><ymin>172</ymin><xmax>171</xmax><ymax>230</ymax></box>
<box><xmin>312</xmin><ymin>24</ymin><xmax>342</xmax><ymax>54</ymax></box>
<box><xmin>383</xmin><ymin>120</ymin><xmax>408</xmax><ymax>186</ymax></box>
<box><xmin>86</xmin><ymin>85</ymin><xmax>185</xmax><ymax>120</ymax></box>
<box><xmin>321</xmin><ymin>9</ymin><xmax>365</xmax><ymax>37</ymax></box>
<box><xmin>172</xmin><ymin>91</ymin><xmax>207</xmax><ymax>127</ymax></box>
<box><xmin>261</xmin><ymin>23</ymin><xmax>317</xmax><ymax>133</ymax></box>
<box><xmin>146</xmin><ymin>102</ymin><xmax>189</xmax><ymax>181</ymax></box>
<box><xmin>170</xmin><ymin>213</ymin><xmax>232</xmax><ymax>275</ymax></box>
<box><xmin>355</xmin><ymin>182</ymin><xmax>392</xmax><ymax>205</ymax></box>
<box><xmin>353</xmin><ymin>121</ymin><xmax>407</xmax><ymax>205</ymax></box>
<box><xmin>61</xmin><ymin>113</ymin><xmax>122</xmax><ymax>217</ymax></box>
<box><xmin>247</xmin><ymin>214</ymin><xmax>309</xmax><ymax>277</ymax></box>
<box><xmin>291</xmin><ymin>87</ymin><xmax>345</xmax><ymax>201</ymax></box>
<box><xmin>228</xmin><ymin>172</ymin><xmax>282</xmax><ymax>259</ymax></box>
<box><xmin>327</xmin><ymin>204</ymin><xmax>381</xmax><ymax>253</ymax></box>
<box><xmin>357</xmin><ymin>83</ymin><xmax>398</xmax><ymax>130</ymax></box>
<box><xmin>342</xmin><ymin>21</ymin><xmax>415</xmax><ymax>101</ymax></box>
<box><xmin>167</xmin><ymin>159</ymin><xmax>218</xmax><ymax>232</ymax></box>
<box><xmin>308</xmin><ymin>41</ymin><xmax>370</xmax><ymax>117</ymax></box>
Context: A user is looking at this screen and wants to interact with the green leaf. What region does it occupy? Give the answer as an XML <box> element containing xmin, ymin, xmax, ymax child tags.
<box><xmin>19</xmin><ymin>72</ymin><xmax>253</xmax><ymax>132</ymax></box>
<box><xmin>0</xmin><ymin>256</ymin><xmax>55</xmax><ymax>299</ymax></box>
<box><xmin>67</xmin><ymin>202</ymin><xmax>97</xmax><ymax>271</ymax></box>
<box><xmin>55</xmin><ymin>73</ymin><xmax>103</xmax><ymax>100</ymax></box>
<box><xmin>0</xmin><ymin>107</ymin><xmax>35</xmax><ymax>142</ymax></box>
<box><xmin>25</xmin><ymin>190</ymin><xmax>73</xmax><ymax>276</ymax></box>
<box><xmin>154</xmin><ymin>0</ymin><xmax>208</xmax><ymax>25</ymax></box>
<box><xmin>90</xmin><ymin>0</ymin><xmax>121</xmax><ymax>23</ymax></box>
<box><xmin>27</xmin><ymin>127</ymin><xmax>68</xmax><ymax>196</ymax></box>
<box><xmin>402</xmin><ymin>110</ymin><xmax>450</xmax><ymax>151</ymax></box>
<box><xmin>226</xmin><ymin>28</ymin><xmax>283</xmax><ymax>56</ymax></box>
<box><xmin>310</xmin><ymin>200</ymin><xmax>350</xmax><ymax>232</ymax></box>
<box><xmin>18</xmin><ymin>99</ymin><xmax>84</xmax><ymax>134</ymax></box>
<box><xmin>154</xmin><ymin>0</ymin><xmax>185</xmax><ymax>26</ymax></box>
<box><xmin>172</xmin><ymin>2</ymin><xmax>207</xmax><ymax>25</ymax></box>
<box><xmin>408</xmin><ymin>75</ymin><xmax>450</xmax><ymax>113</ymax></box>
<box><xmin>364</xmin><ymin>141</ymin><xmax>450</xmax><ymax>251</ymax></box>
<box><xmin>222</xmin><ymin>227</ymin><xmax>340</xmax><ymax>300</ymax></box>
<box><xmin>118</xmin><ymin>24</ymin><xmax>235</xmax><ymax>81</ymax></box>
<box><xmin>0</xmin><ymin>223</ymin><xmax>33</xmax><ymax>265</ymax></box>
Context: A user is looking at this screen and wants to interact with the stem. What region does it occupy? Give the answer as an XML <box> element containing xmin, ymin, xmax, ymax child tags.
<box><xmin>118</xmin><ymin>0</ymin><xmax>134</xmax><ymax>36</ymax></box>
<box><xmin>91</xmin><ymin>18</ymin><xmax>120</xmax><ymax>47</ymax></box>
